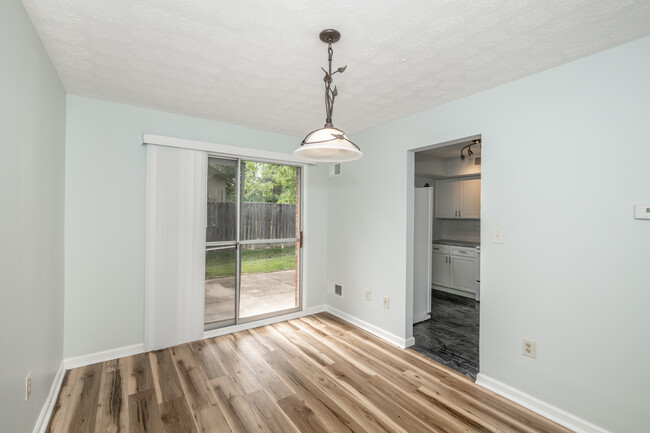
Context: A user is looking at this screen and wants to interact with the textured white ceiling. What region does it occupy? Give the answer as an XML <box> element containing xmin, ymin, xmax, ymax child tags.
<box><xmin>21</xmin><ymin>0</ymin><xmax>650</xmax><ymax>136</ymax></box>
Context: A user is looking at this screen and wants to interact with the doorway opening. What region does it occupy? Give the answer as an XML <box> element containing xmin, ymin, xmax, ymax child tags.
<box><xmin>204</xmin><ymin>157</ymin><xmax>303</xmax><ymax>330</ymax></box>
<box><xmin>411</xmin><ymin>136</ymin><xmax>481</xmax><ymax>379</ymax></box>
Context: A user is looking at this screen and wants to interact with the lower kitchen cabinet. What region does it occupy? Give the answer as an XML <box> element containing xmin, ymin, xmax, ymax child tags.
<box><xmin>432</xmin><ymin>243</ymin><xmax>477</xmax><ymax>297</ymax></box>
<box><xmin>450</xmin><ymin>256</ymin><xmax>476</xmax><ymax>292</ymax></box>
<box><xmin>431</xmin><ymin>252</ymin><xmax>450</xmax><ymax>287</ymax></box>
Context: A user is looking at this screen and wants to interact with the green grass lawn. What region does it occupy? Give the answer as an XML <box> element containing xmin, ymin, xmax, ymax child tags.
<box><xmin>205</xmin><ymin>246</ymin><xmax>296</xmax><ymax>279</ymax></box>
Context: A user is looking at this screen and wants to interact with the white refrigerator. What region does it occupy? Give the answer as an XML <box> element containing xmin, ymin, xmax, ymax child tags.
<box><xmin>413</xmin><ymin>187</ymin><xmax>433</xmax><ymax>324</ymax></box>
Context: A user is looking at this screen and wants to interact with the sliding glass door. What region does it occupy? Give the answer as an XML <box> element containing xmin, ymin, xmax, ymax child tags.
<box><xmin>204</xmin><ymin>157</ymin><xmax>302</xmax><ymax>330</ymax></box>
<box><xmin>205</xmin><ymin>158</ymin><xmax>238</xmax><ymax>326</ymax></box>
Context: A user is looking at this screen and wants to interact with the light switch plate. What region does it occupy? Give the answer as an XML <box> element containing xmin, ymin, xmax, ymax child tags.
<box><xmin>25</xmin><ymin>371</ymin><xmax>31</xmax><ymax>401</ymax></box>
<box><xmin>635</xmin><ymin>204</ymin><xmax>650</xmax><ymax>219</ymax></box>
<box><xmin>492</xmin><ymin>228</ymin><xmax>504</xmax><ymax>244</ymax></box>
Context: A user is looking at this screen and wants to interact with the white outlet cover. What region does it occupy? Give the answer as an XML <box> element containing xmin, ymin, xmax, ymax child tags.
<box><xmin>522</xmin><ymin>339</ymin><xmax>536</xmax><ymax>358</ymax></box>
<box><xmin>25</xmin><ymin>371</ymin><xmax>31</xmax><ymax>401</ymax></box>
<box><xmin>365</xmin><ymin>291</ymin><xmax>371</xmax><ymax>301</ymax></box>
<box><xmin>383</xmin><ymin>297</ymin><xmax>390</xmax><ymax>309</ymax></box>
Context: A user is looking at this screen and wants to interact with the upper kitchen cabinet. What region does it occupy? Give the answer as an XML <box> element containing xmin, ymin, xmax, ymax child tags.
<box><xmin>435</xmin><ymin>180</ymin><xmax>459</xmax><ymax>218</ymax></box>
<box><xmin>435</xmin><ymin>177</ymin><xmax>480</xmax><ymax>219</ymax></box>
<box><xmin>459</xmin><ymin>178</ymin><xmax>480</xmax><ymax>218</ymax></box>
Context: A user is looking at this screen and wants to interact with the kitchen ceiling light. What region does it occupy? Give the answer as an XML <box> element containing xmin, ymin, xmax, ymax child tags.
<box><xmin>460</xmin><ymin>139</ymin><xmax>481</xmax><ymax>160</ymax></box>
<box><xmin>294</xmin><ymin>29</ymin><xmax>362</xmax><ymax>163</ymax></box>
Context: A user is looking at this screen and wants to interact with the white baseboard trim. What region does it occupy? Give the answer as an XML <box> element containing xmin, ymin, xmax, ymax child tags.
<box><xmin>476</xmin><ymin>374</ymin><xmax>611</xmax><ymax>433</ymax></box>
<box><xmin>204</xmin><ymin>305</ymin><xmax>327</xmax><ymax>339</ymax></box>
<box><xmin>33</xmin><ymin>361</ymin><xmax>65</xmax><ymax>433</ymax></box>
<box><xmin>325</xmin><ymin>306</ymin><xmax>411</xmax><ymax>348</ymax></box>
<box><xmin>413</xmin><ymin>313</ymin><xmax>431</xmax><ymax>325</ymax></box>
<box><xmin>62</xmin><ymin>306</ymin><xmax>329</xmax><ymax>370</ymax></box>
<box><xmin>64</xmin><ymin>343</ymin><xmax>146</xmax><ymax>370</ymax></box>
<box><xmin>432</xmin><ymin>284</ymin><xmax>475</xmax><ymax>299</ymax></box>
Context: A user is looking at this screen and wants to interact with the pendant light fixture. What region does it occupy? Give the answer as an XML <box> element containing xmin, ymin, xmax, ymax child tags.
<box><xmin>294</xmin><ymin>29</ymin><xmax>362</xmax><ymax>163</ymax></box>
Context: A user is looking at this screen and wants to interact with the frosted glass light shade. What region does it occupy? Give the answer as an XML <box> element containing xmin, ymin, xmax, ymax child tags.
<box><xmin>294</xmin><ymin>127</ymin><xmax>363</xmax><ymax>162</ymax></box>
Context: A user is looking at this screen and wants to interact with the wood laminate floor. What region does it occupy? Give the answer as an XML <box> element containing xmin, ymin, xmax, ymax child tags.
<box><xmin>46</xmin><ymin>313</ymin><xmax>571</xmax><ymax>433</ymax></box>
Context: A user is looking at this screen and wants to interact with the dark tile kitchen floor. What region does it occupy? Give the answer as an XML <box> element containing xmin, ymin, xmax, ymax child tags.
<box><xmin>411</xmin><ymin>290</ymin><xmax>480</xmax><ymax>379</ymax></box>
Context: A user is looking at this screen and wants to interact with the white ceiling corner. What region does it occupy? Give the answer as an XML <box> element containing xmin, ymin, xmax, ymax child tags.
<box><xmin>20</xmin><ymin>0</ymin><xmax>650</xmax><ymax>136</ymax></box>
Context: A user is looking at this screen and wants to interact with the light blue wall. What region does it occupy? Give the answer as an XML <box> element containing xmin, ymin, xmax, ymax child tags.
<box><xmin>64</xmin><ymin>95</ymin><xmax>328</xmax><ymax>357</ymax></box>
<box><xmin>0</xmin><ymin>0</ymin><xmax>66</xmax><ymax>432</ymax></box>
<box><xmin>332</xmin><ymin>36</ymin><xmax>650</xmax><ymax>432</ymax></box>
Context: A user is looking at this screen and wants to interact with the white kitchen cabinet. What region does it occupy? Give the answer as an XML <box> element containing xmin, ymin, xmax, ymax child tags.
<box><xmin>450</xmin><ymin>256</ymin><xmax>477</xmax><ymax>292</ymax></box>
<box><xmin>432</xmin><ymin>243</ymin><xmax>450</xmax><ymax>255</ymax></box>
<box><xmin>432</xmin><ymin>244</ymin><xmax>477</xmax><ymax>298</ymax></box>
<box><xmin>459</xmin><ymin>178</ymin><xmax>481</xmax><ymax>219</ymax></box>
<box><xmin>431</xmin><ymin>253</ymin><xmax>450</xmax><ymax>287</ymax></box>
<box><xmin>435</xmin><ymin>177</ymin><xmax>480</xmax><ymax>219</ymax></box>
<box><xmin>434</xmin><ymin>180</ymin><xmax>458</xmax><ymax>218</ymax></box>
<box><xmin>431</xmin><ymin>243</ymin><xmax>450</xmax><ymax>286</ymax></box>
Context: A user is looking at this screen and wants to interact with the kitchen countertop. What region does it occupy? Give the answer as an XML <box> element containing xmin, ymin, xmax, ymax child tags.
<box><xmin>433</xmin><ymin>239</ymin><xmax>480</xmax><ymax>248</ymax></box>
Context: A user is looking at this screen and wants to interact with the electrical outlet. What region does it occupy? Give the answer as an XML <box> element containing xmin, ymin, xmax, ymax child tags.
<box><xmin>493</xmin><ymin>227</ymin><xmax>504</xmax><ymax>244</ymax></box>
<box><xmin>25</xmin><ymin>371</ymin><xmax>31</xmax><ymax>401</ymax></box>
<box><xmin>522</xmin><ymin>339</ymin><xmax>536</xmax><ymax>358</ymax></box>
<box><xmin>383</xmin><ymin>297</ymin><xmax>390</xmax><ymax>309</ymax></box>
<box><xmin>365</xmin><ymin>291</ymin><xmax>371</xmax><ymax>302</ymax></box>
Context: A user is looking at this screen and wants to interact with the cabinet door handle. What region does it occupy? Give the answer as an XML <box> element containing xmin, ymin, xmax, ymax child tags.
<box><xmin>459</xmin><ymin>251</ymin><xmax>466</xmax><ymax>254</ymax></box>
<box><xmin>455</xmin><ymin>210</ymin><xmax>457</xmax><ymax>217</ymax></box>
<box><xmin>459</xmin><ymin>210</ymin><xmax>461</xmax><ymax>218</ymax></box>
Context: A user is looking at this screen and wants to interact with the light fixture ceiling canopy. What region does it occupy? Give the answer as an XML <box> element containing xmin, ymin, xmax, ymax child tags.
<box><xmin>294</xmin><ymin>29</ymin><xmax>362</xmax><ymax>163</ymax></box>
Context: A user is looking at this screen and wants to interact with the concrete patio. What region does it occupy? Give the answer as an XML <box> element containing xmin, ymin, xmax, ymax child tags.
<box><xmin>205</xmin><ymin>269</ymin><xmax>298</xmax><ymax>323</ymax></box>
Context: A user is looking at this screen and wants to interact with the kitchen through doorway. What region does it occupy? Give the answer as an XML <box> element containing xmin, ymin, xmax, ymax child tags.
<box><xmin>411</xmin><ymin>136</ymin><xmax>481</xmax><ymax>379</ymax></box>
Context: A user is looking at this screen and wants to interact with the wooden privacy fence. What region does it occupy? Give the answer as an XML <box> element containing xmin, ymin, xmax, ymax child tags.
<box><xmin>207</xmin><ymin>202</ymin><xmax>297</xmax><ymax>243</ymax></box>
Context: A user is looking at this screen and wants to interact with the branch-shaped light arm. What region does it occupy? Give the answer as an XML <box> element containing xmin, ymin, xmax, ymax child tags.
<box><xmin>294</xmin><ymin>29</ymin><xmax>362</xmax><ymax>162</ymax></box>
<box><xmin>322</xmin><ymin>44</ymin><xmax>346</xmax><ymax>126</ymax></box>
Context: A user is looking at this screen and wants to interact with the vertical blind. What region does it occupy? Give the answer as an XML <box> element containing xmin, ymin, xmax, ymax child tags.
<box><xmin>144</xmin><ymin>144</ymin><xmax>207</xmax><ymax>350</ymax></box>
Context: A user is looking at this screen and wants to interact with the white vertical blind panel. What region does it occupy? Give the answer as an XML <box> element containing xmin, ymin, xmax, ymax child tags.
<box><xmin>145</xmin><ymin>145</ymin><xmax>207</xmax><ymax>350</ymax></box>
